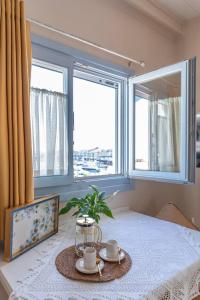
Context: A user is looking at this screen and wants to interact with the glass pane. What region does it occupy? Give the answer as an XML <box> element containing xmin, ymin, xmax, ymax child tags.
<box><xmin>31</xmin><ymin>64</ymin><xmax>64</xmax><ymax>93</ymax></box>
<box><xmin>135</xmin><ymin>71</ymin><xmax>181</xmax><ymax>172</ymax></box>
<box><xmin>30</xmin><ymin>63</ymin><xmax>68</xmax><ymax>177</ymax></box>
<box><xmin>73</xmin><ymin>77</ymin><xmax>117</xmax><ymax>177</ymax></box>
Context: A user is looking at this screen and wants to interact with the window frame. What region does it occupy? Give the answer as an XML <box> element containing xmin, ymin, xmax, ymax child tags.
<box><xmin>128</xmin><ymin>59</ymin><xmax>196</xmax><ymax>183</ymax></box>
<box><xmin>31</xmin><ymin>36</ymin><xmax>196</xmax><ymax>197</ymax></box>
<box><xmin>73</xmin><ymin>65</ymin><xmax>126</xmax><ymax>179</ymax></box>
<box><xmin>32</xmin><ymin>42</ymin><xmax>129</xmax><ymax>190</ymax></box>
<box><xmin>32</xmin><ymin>43</ymin><xmax>74</xmax><ymax>188</ymax></box>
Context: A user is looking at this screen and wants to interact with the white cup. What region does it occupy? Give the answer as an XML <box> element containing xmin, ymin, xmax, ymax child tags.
<box><xmin>83</xmin><ymin>247</ymin><xmax>96</xmax><ymax>270</ymax></box>
<box><xmin>106</xmin><ymin>240</ymin><xmax>118</xmax><ymax>258</ymax></box>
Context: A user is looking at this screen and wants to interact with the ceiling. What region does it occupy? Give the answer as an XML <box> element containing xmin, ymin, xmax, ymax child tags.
<box><xmin>124</xmin><ymin>0</ymin><xmax>200</xmax><ymax>35</ymax></box>
<box><xmin>150</xmin><ymin>0</ymin><xmax>200</xmax><ymax>21</ymax></box>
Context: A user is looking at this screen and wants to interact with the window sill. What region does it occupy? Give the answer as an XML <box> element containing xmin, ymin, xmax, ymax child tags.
<box><xmin>34</xmin><ymin>175</ymin><xmax>133</xmax><ymax>201</ymax></box>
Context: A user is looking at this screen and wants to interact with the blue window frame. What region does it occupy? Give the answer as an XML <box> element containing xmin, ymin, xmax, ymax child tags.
<box><xmin>73</xmin><ymin>65</ymin><xmax>126</xmax><ymax>179</ymax></box>
<box><xmin>31</xmin><ymin>36</ymin><xmax>196</xmax><ymax>201</ymax></box>
<box><xmin>31</xmin><ymin>39</ymin><xmax>131</xmax><ymax>198</ymax></box>
<box><xmin>31</xmin><ymin>43</ymin><xmax>74</xmax><ymax>188</ymax></box>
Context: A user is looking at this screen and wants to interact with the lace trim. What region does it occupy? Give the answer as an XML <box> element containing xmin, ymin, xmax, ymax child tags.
<box><xmin>8</xmin><ymin>212</ymin><xmax>200</xmax><ymax>300</ymax></box>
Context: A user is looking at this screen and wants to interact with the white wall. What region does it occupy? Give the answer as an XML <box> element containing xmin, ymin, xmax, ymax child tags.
<box><xmin>25</xmin><ymin>0</ymin><xmax>178</xmax><ymax>72</ymax></box>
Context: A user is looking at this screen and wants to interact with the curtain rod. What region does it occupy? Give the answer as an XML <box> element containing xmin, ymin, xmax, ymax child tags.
<box><xmin>27</xmin><ymin>18</ymin><xmax>145</xmax><ymax>68</ymax></box>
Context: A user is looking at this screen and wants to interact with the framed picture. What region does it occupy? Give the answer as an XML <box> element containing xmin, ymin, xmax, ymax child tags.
<box><xmin>4</xmin><ymin>194</ymin><xmax>59</xmax><ymax>261</ymax></box>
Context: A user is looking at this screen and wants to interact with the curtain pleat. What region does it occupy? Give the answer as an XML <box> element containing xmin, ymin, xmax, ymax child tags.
<box><xmin>58</xmin><ymin>96</ymin><xmax>64</xmax><ymax>174</ymax></box>
<box><xmin>156</xmin><ymin>97</ymin><xmax>180</xmax><ymax>172</ymax></box>
<box><xmin>0</xmin><ymin>0</ymin><xmax>9</xmax><ymax>240</ymax></box>
<box><xmin>0</xmin><ymin>0</ymin><xmax>34</xmax><ymax>239</ymax></box>
<box><xmin>46</xmin><ymin>93</ymin><xmax>58</xmax><ymax>175</ymax></box>
<box><xmin>30</xmin><ymin>88</ymin><xmax>68</xmax><ymax>177</ymax></box>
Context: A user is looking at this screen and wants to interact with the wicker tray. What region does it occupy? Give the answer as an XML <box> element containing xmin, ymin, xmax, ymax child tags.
<box><xmin>55</xmin><ymin>242</ymin><xmax>132</xmax><ymax>282</ymax></box>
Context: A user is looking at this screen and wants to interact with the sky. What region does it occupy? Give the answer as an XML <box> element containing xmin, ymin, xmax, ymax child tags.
<box><xmin>73</xmin><ymin>77</ymin><xmax>115</xmax><ymax>151</ymax></box>
<box><xmin>31</xmin><ymin>65</ymin><xmax>63</xmax><ymax>92</ymax></box>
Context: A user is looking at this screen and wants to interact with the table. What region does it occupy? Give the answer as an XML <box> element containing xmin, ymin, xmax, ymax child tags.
<box><xmin>1</xmin><ymin>209</ymin><xmax>200</xmax><ymax>300</ymax></box>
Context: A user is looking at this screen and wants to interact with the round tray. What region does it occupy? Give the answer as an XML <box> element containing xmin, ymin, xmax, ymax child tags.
<box><xmin>55</xmin><ymin>242</ymin><xmax>132</xmax><ymax>282</ymax></box>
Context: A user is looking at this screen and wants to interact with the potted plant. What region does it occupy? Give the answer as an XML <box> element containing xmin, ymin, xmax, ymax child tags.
<box><xmin>59</xmin><ymin>185</ymin><xmax>115</xmax><ymax>223</ymax></box>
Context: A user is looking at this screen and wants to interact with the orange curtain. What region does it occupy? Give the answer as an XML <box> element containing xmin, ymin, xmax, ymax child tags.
<box><xmin>0</xmin><ymin>0</ymin><xmax>34</xmax><ymax>240</ymax></box>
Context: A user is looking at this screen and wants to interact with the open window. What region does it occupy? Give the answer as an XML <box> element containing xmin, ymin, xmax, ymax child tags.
<box><xmin>128</xmin><ymin>58</ymin><xmax>196</xmax><ymax>183</ymax></box>
<box><xmin>31</xmin><ymin>40</ymin><xmax>196</xmax><ymax>190</ymax></box>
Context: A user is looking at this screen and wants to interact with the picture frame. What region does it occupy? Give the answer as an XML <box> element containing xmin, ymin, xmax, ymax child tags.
<box><xmin>4</xmin><ymin>194</ymin><xmax>59</xmax><ymax>262</ymax></box>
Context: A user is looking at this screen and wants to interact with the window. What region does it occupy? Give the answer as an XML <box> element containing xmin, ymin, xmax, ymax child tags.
<box><xmin>31</xmin><ymin>41</ymin><xmax>196</xmax><ymax>189</ymax></box>
<box><xmin>73</xmin><ymin>69</ymin><xmax>121</xmax><ymax>177</ymax></box>
<box><xmin>31</xmin><ymin>60</ymin><xmax>68</xmax><ymax>177</ymax></box>
<box><xmin>129</xmin><ymin>59</ymin><xmax>196</xmax><ymax>183</ymax></box>
<box><xmin>30</xmin><ymin>43</ymin><xmax>124</xmax><ymax>189</ymax></box>
<box><xmin>30</xmin><ymin>45</ymin><xmax>74</xmax><ymax>188</ymax></box>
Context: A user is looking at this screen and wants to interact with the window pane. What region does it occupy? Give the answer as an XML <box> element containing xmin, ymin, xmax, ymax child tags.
<box><xmin>31</xmin><ymin>64</ymin><xmax>64</xmax><ymax>92</ymax></box>
<box><xmin>73</xmin><ymin>77</ymin><xmax>117</xmax><ymax>177</ymax></box>
<box><xmin>135</xmin><ymin>72</ymin><xmax>181</xmax><ymax>172</ymax></box>
<box><xmin>30</xmin><ymin>62</ymin><xmax>68</xmax><ymax>177</ymax></box>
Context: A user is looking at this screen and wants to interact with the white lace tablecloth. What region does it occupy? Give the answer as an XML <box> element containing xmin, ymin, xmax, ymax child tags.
<box><xmin>9</xmin><ymin>210</ymin><xmax>200</xmax><ymax>300</ymax></box>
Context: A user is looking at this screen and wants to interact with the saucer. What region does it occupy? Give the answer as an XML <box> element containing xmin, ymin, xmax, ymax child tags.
<box><xmin>99</xmin><ymin>248</ymin><xmax>125</xmax><ymax>262</ymax></box>
<box><xmin>75</xmin><ymin>258</ymin><xmax>104</xmax><ymax>274</ymax></box>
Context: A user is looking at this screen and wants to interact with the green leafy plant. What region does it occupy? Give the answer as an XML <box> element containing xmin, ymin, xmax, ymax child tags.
<box><xmin>59</xmin><ymin>185</ymin><xmax>115</xmax><ymax>223</ymax></box>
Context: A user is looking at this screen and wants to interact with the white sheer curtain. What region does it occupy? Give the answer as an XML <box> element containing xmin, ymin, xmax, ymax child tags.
<box><xmin>151</xmin><ymin>97</ymin><xmax>180</xmax><ymax>172</ymax></box>
<box><xmin>30</xmin><ymin>88</ymin><xmax>68</xmax><ymax>176</ymax></box>
<box><xmin>158</xmin><ymin>97</ymin><xmax>180</xmax><ymax>172</ymax></box>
